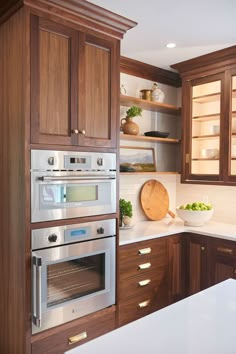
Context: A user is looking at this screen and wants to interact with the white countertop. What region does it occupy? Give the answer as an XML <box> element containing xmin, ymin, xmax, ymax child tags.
<box><xmin>66</xmin><ymin>279</ymin><xmax>236</xmax><ymax>354</ymax></box>
<box><xmin>119</xmin><ymin>218</ymin><xmax>236</xmax><ymax>245</ymax></box>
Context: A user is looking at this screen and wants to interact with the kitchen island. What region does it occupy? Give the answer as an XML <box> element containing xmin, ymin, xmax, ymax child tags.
<box><xmin>66</xmin><ymin>279</ymin><xmax>236</xmax><ymax>354</ymax></box>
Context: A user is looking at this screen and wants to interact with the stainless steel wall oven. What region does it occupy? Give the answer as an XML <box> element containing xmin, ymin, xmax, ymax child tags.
<box><xmin>31</xmin><ymin>218</ymin><xmax>116</xmax><ymax>334</ymax></box>
<box><xmin>31</xmin><ymin>150</ymin><xmax>117</xmax><ymax>223</ymax></box>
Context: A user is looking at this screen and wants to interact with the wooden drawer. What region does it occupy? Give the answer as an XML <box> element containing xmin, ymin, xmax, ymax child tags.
<box><xmin>118</xmin><ymin>287</ymin><xmax>168</xmax><ymax>327</ymax></box>
<box><xmin>119</xmin><ymin>265</ymin><xmax>168</xmax><ymax>300</ymax></box>
<box><xmin>31</xmin><ymin>307</ymin><xmax>116</xmax><ymax>354</ymax></box>
<box><xmin>119</xmin><ymin>238</ymin><xmax>167</xmax><ymax>266</ymax></box>
<box><xmin>120</xmin><ymin>252</ymin><xmax>167</xmax><ymax>280</ymax></box>
<box><xmin>213</xmin><ymin>238</ymin><xmax>236</xmax><ymax>257</ymax></box>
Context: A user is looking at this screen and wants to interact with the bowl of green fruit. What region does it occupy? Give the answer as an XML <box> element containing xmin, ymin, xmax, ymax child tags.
<box><xmin>176</xmin><ymin>202</ymin><xmax>214</xmax><ymax>226</ymax></box>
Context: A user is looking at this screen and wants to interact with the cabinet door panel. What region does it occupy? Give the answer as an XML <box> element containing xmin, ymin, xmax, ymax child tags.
<box><xmin>215</xmin><ymin>259</ymin><xmax>235</xmax><ymax>283</ymax></box>
<box><xmin>79</xmin><ymin>34</ymin><xmax>117</xmax><ymax>148</ymax></box>
<box><xmin>31</xmin><ymin>16</ymin><xmax>78</xmax><ymax>145</ymax></box>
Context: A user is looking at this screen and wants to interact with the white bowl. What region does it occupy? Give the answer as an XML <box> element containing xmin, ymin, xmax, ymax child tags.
<box><xmin>200</xmin><ymin>148</ymin><xmax>219</xmax><ymax>159</ymax></box>
<box><xmin>176</xmin><ymin>207</ymin><xmax>214</xmax><ymax>226</ymax></box>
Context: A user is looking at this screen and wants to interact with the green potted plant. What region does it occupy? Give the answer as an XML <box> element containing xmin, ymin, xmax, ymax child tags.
<box><xmin>119</xmin><ymin>198</ymin><xmax>133</xmax><ymax>227</ymax></box>
<box><xmin>120</xmin><ymin>105</ymin><xmax>142</xmax><ymax>135</ymax></box>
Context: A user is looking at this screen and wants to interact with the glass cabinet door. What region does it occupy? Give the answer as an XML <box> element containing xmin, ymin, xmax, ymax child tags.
<box><xmin>187</xmin><ymin>74</ymin><xmax>223</xmax><ymax>180</ymax></box>
<box><xmin>230</xmin><ymin>73</ymin><xmax>236</xmax><ymax>176</ymax></box>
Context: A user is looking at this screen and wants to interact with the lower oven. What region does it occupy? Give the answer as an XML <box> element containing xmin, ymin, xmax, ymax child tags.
<box><xmin>31</xmin><ymin>219</ymin><xmax>116</xmax><ymax>334</ymax></box>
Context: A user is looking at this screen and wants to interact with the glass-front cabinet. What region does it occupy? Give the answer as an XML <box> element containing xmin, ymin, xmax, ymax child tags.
<box><xmin>172</xmin><ymin>45</ymin><xmax>236</xmax><ymax>185</ymax></box>
<box><xmin>190</xmin><ymin>74</ymin><xmax>222</xmax><ymax>178</ymax></box>
<box><xmin>229</xmin><ymin>71</ymin><xmax>236</xmax><ymax>178</ymax></box>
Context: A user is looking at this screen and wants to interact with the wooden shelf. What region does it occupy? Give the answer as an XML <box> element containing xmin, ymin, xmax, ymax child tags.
<box><xmin>192</xmin><ymin>134</ymin><xmax>219</xmax><ymax>140</ymax></box>
<box><xmin>192</xmin><ymin>158</ymin><xmax>219</xmax><ymax>161</ymax></box>
<box><xmin>120</xmin><ymin>171</ymin><xmax>180</xmax><ymax>175</ymax></box>
<box><xmin>193</xmin><ymin>92</ymin><xmax>220</xmax><ymax>103</ymax></box>
<box><xmin>193</xmin><ymin>89</ymin><xmax>236</xmax><ymax>104</ymax></box>
<box><xmin>120</xmin><ymin>133</ymin><xmax>180</xmax><ymax>144</ymax></box>
<box><xmin>120</xmin><ymin>95</ymin><xmax>181</xmax><ymax>116</ymax></box>
<box><xmin>192</xmin><ymin>113</ymin><xmax>220</xmax><ymax>122</ymax></box>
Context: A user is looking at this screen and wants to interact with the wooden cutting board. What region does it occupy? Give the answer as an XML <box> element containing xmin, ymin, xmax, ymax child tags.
<box><xmin>140</xmin><ymin>179</ymin><xmax>175</xmax><ymax>221</ymax></box>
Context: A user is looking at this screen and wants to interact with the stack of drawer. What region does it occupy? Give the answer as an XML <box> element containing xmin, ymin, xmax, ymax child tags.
<box><xmin>118</xmin><ymin>237</ymin><xmax>169</xmax><ymax>327</ymax></box>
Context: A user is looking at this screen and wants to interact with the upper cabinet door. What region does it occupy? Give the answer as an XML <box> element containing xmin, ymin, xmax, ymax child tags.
<box><xmin>227</xmin><ymin>68</ymin><xmax>236</xmax><ymax>181</ymax></box>
<box><xmin>30</xmin><ymin>16</ymin><xmax>78</xmax><ymax>146</ymax></box>
<box><xmin>77</xmin><ymin>34</ymin><xmax>118</xmax><ymax>149</ymax></box>
<box><xmin>30</xmin><ymin>16</ymin><xmax>118</xmax><ymax>149</ymax></box>
<box><xmin>184</xmin><ymin>73</ymin><xmax>224</xmax><ymax>182</ymax></box>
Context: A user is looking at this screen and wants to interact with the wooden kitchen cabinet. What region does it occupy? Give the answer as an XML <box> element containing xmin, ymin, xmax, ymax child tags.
<box><xmin>117</xmin><ymin>237</ymin><xmax>169</xmax><ymax>327</ymax></box>
<box><xmin>0</xmin><ymin>1</ymin><xmax>135</xmax><ymax>353</ymax></box>
<box><xmin>168</xmin><ymin>233</ymin><xmax>187</xmax><ymax>303</ymax></box>
<box><xmin>172</xmin><ymin>46</ymin><xmax>236</xmax><ymax>184</ymax></box>
<box><xmin>210</xmin><ymin>238</ymin><xmax>236</xmax><ymax>285</ymax></box>
<box><xmin>31</xmin><ymin>15</ymin><xmax>119</xmax><ymax>149</ymax></box>
<box><xmin>31</xmin><ymin>307</ymin><xmax>116</xmax><ymax>354</ymax></box>
<box><xmin>186</xmin><ymin>233</ymin><xmax>210</xmax><ymax>296</ymax></box>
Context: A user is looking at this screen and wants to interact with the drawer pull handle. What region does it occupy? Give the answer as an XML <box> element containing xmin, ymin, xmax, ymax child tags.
<box><xmin>138</xmin><ymin>247</ymin><xmax>151</xmax><ymax>255</ymax></box>
<box><xmin>68</xmin><ymin>331</ymin><xmax>87</xmax><ymax>345</ymax></box>
<box><xmin>217</xmin><ymin>247</ymin><xmax>233</xmax><ymax>255</ymax></box>
<box><xmin>138</xmin><ymin>300</ymin><xmax>151</xmax><ymax>309</ymax></box>
<box><xmin>138</xmin><ymin>262</ymin><xmax>151</xmax><ymax>270</ymax></box>
<box><xmin>138</xmin><ymin>279</ymin><xmax>151</xmax><ymax>287</ymax></box>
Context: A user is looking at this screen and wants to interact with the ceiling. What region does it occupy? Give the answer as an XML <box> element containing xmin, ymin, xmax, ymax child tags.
<box><xmin>88</xmin><ymin>0</ymin><xmax>236</xmax><ymax>72</ymax></box>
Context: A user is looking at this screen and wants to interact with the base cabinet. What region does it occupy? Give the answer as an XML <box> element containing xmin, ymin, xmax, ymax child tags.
<box><xmin>168</xmin><ymin>233</ymin><xmax>187</xmax><ymax>303</ymax></box>
<box><xmin>186</xmin><ymin>234</ymin><xmax>210</xmax><ymax>296</ymax></box>
<box><xmin>117</xmin><ymin>238</ymin><xmax>169</xmax><ymax>327</ymax></box>
<box><xmin>31</xmin><ymin>307</ymin><xmax>116</xmax><ymax>354</ymax></box>
<box><xmin>210</xmin><ymin>238</ymin><xmax>236</xmax><ymax>285</ymax></box>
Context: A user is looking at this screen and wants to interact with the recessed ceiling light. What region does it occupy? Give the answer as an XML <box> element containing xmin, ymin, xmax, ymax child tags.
<box><xmin>166</xmin><ymin>43</ymin><xmax>176</xmax><ymax>49</ymax></box>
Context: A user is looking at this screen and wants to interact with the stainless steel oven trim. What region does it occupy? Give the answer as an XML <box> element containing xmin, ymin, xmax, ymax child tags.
<box><xmin>32</xmin><ymin>236</ymin><xmax>116</xmax><ymax>334</ymax></box>
<box><xmin>31</xmin><ymin>219</ymin><xmax>116</xmax><ymax>250</ymax></box>
<box><xmin>31</xmin><ymin>171</ymin><xmax>116</xmax><ymax>223</ymax></box>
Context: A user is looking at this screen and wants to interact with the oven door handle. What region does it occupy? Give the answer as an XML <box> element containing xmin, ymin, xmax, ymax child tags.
<box><xmin>32</xmin><ymin>254</ymin><xmax>42</xmax><ymax>328</ymax></box>
<box><xmin>38</xmin><ymin>175</ymin><xmax>116</xmax><ymax>181</ymax></box>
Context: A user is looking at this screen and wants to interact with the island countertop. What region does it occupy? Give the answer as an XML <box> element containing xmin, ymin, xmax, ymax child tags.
<box><xmin>119</xmin><ymin>218</ymin><xmax>236</xmax><ymax>245</ymax></box>
<box><xmin>66</xmin><ymin>279</ymin><xmax>236</xmax><ymax>354</ymax></box>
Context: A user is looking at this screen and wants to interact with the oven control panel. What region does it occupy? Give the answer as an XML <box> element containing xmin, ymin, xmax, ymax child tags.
<box><xmin>31</xmin><ymin>219</ymin><xmax>116</xmax><ymax>250</ymax></box>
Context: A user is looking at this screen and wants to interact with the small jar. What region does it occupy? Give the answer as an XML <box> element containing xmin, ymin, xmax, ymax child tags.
<box><xmin>140</xmin><ymin>89</ymin><xmax>152</xmax><ymax>101</ymax></box>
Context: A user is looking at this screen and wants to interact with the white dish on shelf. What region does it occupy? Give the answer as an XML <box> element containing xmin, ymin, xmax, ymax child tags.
<box><xmin>200</xmin><ymin>148</ymin><xmax>219</xmax><ymax>158</ymax></box>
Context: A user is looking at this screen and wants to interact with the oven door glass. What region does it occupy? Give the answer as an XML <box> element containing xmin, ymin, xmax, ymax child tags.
<box><xmin>32</xmin><ymin>237</ymin><xmax>115</xmax><ymax>334</ymax></box>
<box><xmin>47</xmin><ymin>254</ymin><xmax>105</xmax><ymax>307</ymax></box>
<box><xmin>31</xmin><ymin>173</ymin><xmax>116</xmax><ymax>222</ymax></box>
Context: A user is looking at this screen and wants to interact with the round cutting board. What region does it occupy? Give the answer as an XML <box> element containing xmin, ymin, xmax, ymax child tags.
<box><xmin>140</xmin><ymin>179</ymin><xmax>175</xmax><ymax>221</ymax></box>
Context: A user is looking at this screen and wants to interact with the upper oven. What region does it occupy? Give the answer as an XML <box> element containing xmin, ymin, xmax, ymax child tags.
<box><xmin>31</xmin><ymin>150</ymin><xmax>117</xmax><ymax>223</ymax></box>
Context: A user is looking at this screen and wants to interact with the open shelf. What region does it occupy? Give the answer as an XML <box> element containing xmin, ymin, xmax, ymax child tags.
<box><xmin>120</xmin><ymin>133</ymin><xmax>180</xmax><ymax>144</ymax></box>
<box><xmin>192</xmin><ymin>158</ymin><xmax>219</xmax><ymax>161</ymax></box>
<box><xmin>120</xmin><ymin>95</ymin><xmax>181</xmax><ymax>116</ymax></box>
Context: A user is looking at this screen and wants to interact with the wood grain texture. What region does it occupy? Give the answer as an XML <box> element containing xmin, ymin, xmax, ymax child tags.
<box><xmin>140</xmin><ymin>179</ymin><xmax>175</xmax><ymax>220</ymax></box>
<box><xmin>31</xmin><ymin>306</ymin><xmax>116</xmax><ymax>354</ymax></box>
<box><xmin>30</xmin><ymin>15</ymin><xmax>78</xmax><ymax>145</ymax></box>
<box><xmin>0</xmin><ymin>8</ymin><xmax>30</xmax><ymax>354</ymax></box>
<box><xmin>120</xmin><ymin>56</ymin><xmax>181</xmax><ymax>87</ymax></box>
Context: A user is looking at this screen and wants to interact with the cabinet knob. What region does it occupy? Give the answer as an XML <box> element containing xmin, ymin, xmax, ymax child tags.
<box><xmin>71</xmin><ymin>129</ymin><xmax>79</xmax><ymax>134</ymax></box>
<box><xmin>78</xmin><ymin>129</ymin><xmax>86</xmax><ymax>135</ymax></box>
<box><xmin>201</xmin><ymin>246</ymin><xmax>205</xmax><ymax>251</ymax></box>
<box><xmin>234</xmin><ymin>269</ymin><xmax>236</xmax><ymax>275</ymax></box>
